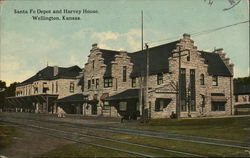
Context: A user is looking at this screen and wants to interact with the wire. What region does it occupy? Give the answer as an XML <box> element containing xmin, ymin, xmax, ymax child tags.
<box><xmin>148</xmin><ymin>20</ymin><xmax>249</xmax><ymax>44</ymax></box>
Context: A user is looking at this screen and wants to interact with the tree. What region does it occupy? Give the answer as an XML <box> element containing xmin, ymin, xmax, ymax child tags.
<box><xmin>5</xmin><ymin>82</ymin><xmax>18</xmax><ymax>97</ymax></box>
<box><xmin>0</xmin><ymin>80</ymin><xmax>7</xmax><ymax>110</ymax></box>
<box><xmin>0</xmin><ymin>81</ymin><xmax>19</xmax><ymax>111</ymax></box>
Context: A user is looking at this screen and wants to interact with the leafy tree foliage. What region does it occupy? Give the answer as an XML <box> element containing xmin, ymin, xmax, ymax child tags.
<box><xmin>5</xmin><ymin>82</ymin><xmax>18</xmax><ymax>97</ymax></box>
<box><xmin>0</xmin><ymin>80</ymin><xmax>19</xmax><ymax>110</ymax></box>
<box><xmin>0</xmin><ymin>80</ymin><xmax>7</xmax><ymax>109</ymax></box>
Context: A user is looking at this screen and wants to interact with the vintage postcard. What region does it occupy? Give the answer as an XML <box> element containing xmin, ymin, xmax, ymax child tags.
<box><xmin>0</xmin><ymin>0</ymin><xmax>249</xmax><ymax>157</ymax></box>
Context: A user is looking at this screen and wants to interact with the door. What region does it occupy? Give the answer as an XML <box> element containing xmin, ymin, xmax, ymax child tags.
<box><xmin>92</xmin><ymin>103</ymin><xmax>97</xmax><ymax>115</ymax></box>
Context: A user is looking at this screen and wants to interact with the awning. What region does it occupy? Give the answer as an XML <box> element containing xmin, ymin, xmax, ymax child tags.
<box><xmin>235</xmin><ymin>104</ymin><xmax>250</xmax><ymax>109</ymax></box>
<box><xmin>211</xmin><ymin>96</ymin><xmax>227</xmax><ymax>102</ymax></box>
<box><xmin>56</xmin><ymin>93</ymin><xmax>88</xmax><ymax>103</ymax></box>
<box><xmin>106</xmin><ymin>89</ymin><xmax>139</xmax><ymax>101</ymax></box>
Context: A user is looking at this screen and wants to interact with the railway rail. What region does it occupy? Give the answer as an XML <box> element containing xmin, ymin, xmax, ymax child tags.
<box><xmin>0</xmin><ymin>120</ymin><xmax>156</xmax><ymax>157</ymax></box>
<box><xmin>2</xmin><ymin>115</ymin><xmax>249</xmax><ymax>150</ymax></box>
<box><xmin>0</xmin><ymin>119</ymin><xmax>205</xmax><ymax>157</ymax></box>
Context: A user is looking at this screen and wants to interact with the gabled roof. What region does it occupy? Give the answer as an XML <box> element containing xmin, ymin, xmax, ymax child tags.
<box><xmin>106</xmin><ymin>89</ymin><xmax>140</xmax><ymax>100</ymax></box>
<box><xmin>200</xmin><ymin>51</ymin><xmax>232</xmax><ymax>77</ymax></box>
<box><xmin>19</xmin><ymin>65</ymin><xmax>82</xmax><ymax>86</ymax></box>
<box><xmin>128</xmin><ymin>41</ymin><xmax>179</xmax><ymax>77</ymax></box>
<box><xmin>97</xmin><ymin>40</ymin><xmax>232</xmax><ymax>78</ymax></box>
<box><xmin>234</xmin><ymin>84</ymin><xmax>250</xmax><ymax>95</ymax></box>
<box><xmin>100</xmin><ymin>49</ymin><xmax>120</xmax><ymax>77</ymax></box>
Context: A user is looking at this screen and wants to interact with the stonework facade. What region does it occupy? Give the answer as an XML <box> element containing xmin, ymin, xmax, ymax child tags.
<box><xmin>81</xmin><ymin>34</ymin><xmax>234</xmax><ymax>119</ymax></box>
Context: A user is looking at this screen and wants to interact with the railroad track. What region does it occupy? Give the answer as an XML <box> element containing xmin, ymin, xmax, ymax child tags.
<box><xmin>0</xmin><ymin>119</ymin><xmax>206</xmax><ymax>157</ymax></box>
<box><xmin>0</xmin><ymin>120</ymin><xmax>156</xmax><ymax>157</ymax></box>
<box><xmin>2</xmin><ymin>115</ymin><xmax>249</xmax><ymax>150</ymax></box>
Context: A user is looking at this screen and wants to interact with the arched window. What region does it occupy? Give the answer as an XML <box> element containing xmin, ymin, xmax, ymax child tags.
<box><xmin>200</xmin><ymin>74</ymin><xmax>205</xmax><ymax>85</ymax></box>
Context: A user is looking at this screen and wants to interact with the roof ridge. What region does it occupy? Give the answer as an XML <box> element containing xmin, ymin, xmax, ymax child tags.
<box><xmin>131</xmin><ymin>40</ymin><xmax>180</xmax><ymax>54</ymax></box>
<box><xmin>100</xmin><ymin>48</ymin><xmax>121</xmax><ymax>53</ymax></box>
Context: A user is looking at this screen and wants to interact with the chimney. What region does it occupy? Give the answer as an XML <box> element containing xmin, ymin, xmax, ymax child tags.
<box><xmin>53</xmin><ymin>66</ymin><xmax>59</xmax><ymax>76</ymax></box>
<box><xmin>119</xmin><ymin>49</ymin><xmax>127</xmax><ymax>54</ymax></box>
<box><xmin>91</xmin><ymin>43</ymin><xmax>99</xmax><ymax>51</ymax></box>
<box><xmin>183</xmin><ymin>33</ymin><xmax>191</xmax><ymax>39</ymax></box>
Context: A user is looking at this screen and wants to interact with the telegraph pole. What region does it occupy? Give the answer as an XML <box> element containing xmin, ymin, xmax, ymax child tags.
<box><xmin>145</xmin><ymin>43</ymin><xmax>149</xmax><ymax>120</ymax></box>
<box><xmin>140</xmin><ymin>10</ymin><xmax>144</xmax><ymax>121</ymax></box>
<box><xmin>172</xmin><ymin>48</ymin><xmax>189</xmax><ymax>118</ymax></box>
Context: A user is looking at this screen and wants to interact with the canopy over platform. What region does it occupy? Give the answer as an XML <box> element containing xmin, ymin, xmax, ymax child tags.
<box><xmin>5</xmin><ymin>94</ymin><xmax>59</xmax><ymax>113</ymax></box>
<box><xmin>106</xmin><ymin>89</ymin><xmax>140</xmax><ymax>101</ymax></box>
<box><xmin>6</xmin><ymin>94</ymin><xmax>58</xmax><ymax>106</ymax></box>
<box><xmin>56</xmin><ymin>93</ymin><xmax>88</xmax><ymax>104</ymax></box>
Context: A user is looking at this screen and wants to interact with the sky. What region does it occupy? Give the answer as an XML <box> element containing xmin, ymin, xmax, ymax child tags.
<box><xmin>0</xmin><ymin>0</ymin><xmax>249</xmax><ymax>86</ymax></box>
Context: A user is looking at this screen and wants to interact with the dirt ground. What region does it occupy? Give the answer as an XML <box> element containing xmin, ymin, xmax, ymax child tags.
<box><xmin>0</xmin><ymin>129</ymin><xmax>72</xmax><ymax>158</ymax></box>
<box><xmin>0</xmin><ymin>112</ymin><xmax>123</xmax><ymax>158</ymax></box>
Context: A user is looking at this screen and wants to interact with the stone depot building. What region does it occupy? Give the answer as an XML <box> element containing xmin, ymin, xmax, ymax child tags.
<box><xmin>5</xmin><ymin>34</ymin><xmax>234</xmax><ymax>119</ymax></box>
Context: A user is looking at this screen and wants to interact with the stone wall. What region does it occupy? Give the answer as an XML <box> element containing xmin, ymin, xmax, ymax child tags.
<box><xmin>235</xmin><ymin>94</ymin><xmax>250</xmax><ymax>105</ymax></box>
<box><xmin>81</xmin><ymin>34</ymin><xmax>234</xmax><ymax>118</ymax></box>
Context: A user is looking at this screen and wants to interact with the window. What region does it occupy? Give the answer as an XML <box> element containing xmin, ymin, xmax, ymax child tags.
<box><xmin>103</xmin><ymin>101</ymin><xmax>110</xmax><ymax>110</ymax></box>
<box><xmin>56</xmin><ymin>81</ymin><xmax>58</xmax><ymax>93</ymax></box>
<box><xmin>201</xmin><ymin>95</ymin><xmax>205</xmax><ymax>107</ymax></box>
<box><xmin>211</xmin><ymin>102</ymin><xmax>225</xmax><ymax>111</ymax></box>
<box><xmin>212</xmin><ymin>76</ymin><xmax>218</xmax><ymax>86</ymax></box>
<box><xmin>181</xmin><ymin>100</ymin><xmax>187</xmax><ymax>111</ymax></box>
<box><xmin>104</xmin><ymin>78</ymin><xmax>112</xmax><ymax>88</ymax></box>
<box><xmin>34</xmin><ymin>87</ymin><xmax>38</xmax><ymax>94</ymax></box>
<box><xmin>132</xmin><ymin>78</ymin><xmax>136</xmax><ymax>87</ymax></box>
<box><xmin>155</xmin><ymin>98</ymin><xmax>171</xmax><ymax>111</ymax></box>
<box><xmin>92</xmin><ymin>79</ymin><xmax>95</xmax><ymax>89</ymax></box>
<box><xmin>88</xmin><ymin>80</ymin><xmax>91</xmax><ymax>89</ymax></box>
<box><xmin>157</xmin><ymin>74</ymin><xmax>163</xmax><ymax>85</ymax></box>
<box><xmin>123</xmin><ymin>66</ymin><xmax>127</xmax><ymax>82</ymax></box>
<box><xmin>200</xmin><ymin>74</ymin><xmax>205</xmax><ymax>85</ymax></box>
<box><xmin>187</xmin><ymin>51</ymin><xmax>190</xmax><ymax>61</ymax></box>
<box><xmin>119</xmin><ymin>102</ymin><xmax>127</xmax><ymax>111</ymax></box>
<box><xmin>190</xmin><ymin>69</ymin><xmax>196</xmax><ymax>111</ymax></box>
<box><xmin>82</xmin><ymin>79</ymin><xmax>84</xmax><ymax>92</ymax></box>
<box><xmin>52</xmin><ymin>82</ymin><xmax>54</xmax><ymax>94</ymax></box>
<box><xmin>235</xmin><ymin>95</ymin><xmax>238</xmax><ymax>102</ymax></box>
<box><xmin>180</xmin><ymin>68</ymin><xmax>186</xmax><ymax>111</ymax></box>
<box><xmin>92</xmin><ymin>60</ymin><xmax>95</xmax><ymax>69</ymax></box>
<box><xmin>43</xmin><ymin>82</ymin><xmax>49</xmax><ymax>93</ymax></box>
<box><xmin>96</xmin><ymin>79</ymin><xmax>99</xmax><ymax>89</ymax></box>
<box><xmin>69</xmin><ymin>82</ymin><xmax>74</xmax><ymax>93</ymax></box>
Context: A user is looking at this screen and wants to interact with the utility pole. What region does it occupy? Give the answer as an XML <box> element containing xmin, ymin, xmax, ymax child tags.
<box><xmin>140</xmin><ymin>10</ymin><xmax>144</xmax><ymax>121</ymax></box>
<box><xmin>145</xmin><ymin>43</ymin><xmax>149</xmax><ymax>120</ymax></box>
<box><xmin>172</xmin><ymin>48</ymin><xmax>189</xmax><ymax>119</ymax></box>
